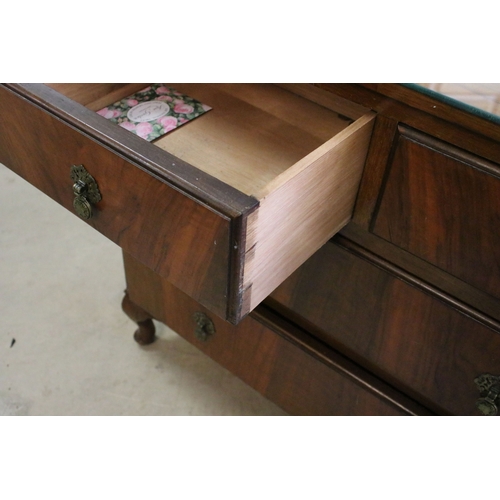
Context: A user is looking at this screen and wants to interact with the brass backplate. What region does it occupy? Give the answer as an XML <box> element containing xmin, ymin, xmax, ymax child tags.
<box><xmin>70</xmin><ymin>165</ymin><xmax>101</xmax><ymax>219</ymax></box>
<box><xmin>474</xmin><ymin>374</ymin><xmax>500</xmax><ymax>416</ymax></box>
<box><xmin>193</xmin><ymin>312</ymin><xmax>215</xmax><ymax>342</ymax></box>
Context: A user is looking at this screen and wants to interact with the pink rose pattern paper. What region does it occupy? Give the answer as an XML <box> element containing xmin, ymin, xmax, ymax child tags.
<box><xmin>97</xmin><ymin>84</ymin><xmax>211</xmax><ymax>142</ymax></box>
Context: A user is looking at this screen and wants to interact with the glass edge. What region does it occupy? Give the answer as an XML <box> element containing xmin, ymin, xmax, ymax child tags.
<box><xmin>402</xmin><ymin>83</ymin><xmax>500</xmax><ymax>126</ymax></box>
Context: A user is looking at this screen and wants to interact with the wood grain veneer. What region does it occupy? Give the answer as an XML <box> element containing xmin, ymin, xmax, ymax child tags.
<box><xmin>317</xmin><ymin>83</ymin><xmax>500</xmax><ymax>158</ymax></box>
<box><xmin>269</xmin><ymin>237</ymin><xmax>500</xmax><ymax>415</ymax></box>
<box><xmin>4</xmin><ymin>81</ymin><xmax>499</xmax><ymax>415</ymax></box>
<box><xmin>373</xmin><ymin>126</ymin><xmax>500</xmax><ymax>300</ymax></box>
<box><xmin>1</xmin><ymin>83</ymin><xmax>375</xmax><ymax>323</ymax></box>
<box><xmin>123</xmin><ymin>251</ymin><xmax>432</xmax><ymax>416</ymax></box>
<box><xmin>0</xmin><ymin>85</ymin><xmax>233</xmax><ymax>319</ymax></box>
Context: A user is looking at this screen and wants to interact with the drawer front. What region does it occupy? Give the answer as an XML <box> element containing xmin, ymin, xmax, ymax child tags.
<box><xmin>0</xmin><ymin>85</ymin><xmax>231</xmax><ymax>318</ymax></box>
<box><xmin>372</xmin><ymin>125</ymin><xmax>500</xmax><ymax>300</ymax></box>
<box><xmin>0</xmin><ymin>83</ymin><xmax>376</xmax><ymax>323</ymax></box>
<box><xmin>269</xmin><ymin>237</ymin><xmax>500</xmax><ymax>415</ymax></box>
<box><xmin>123</xmin><ymin>252</ymin><xmax>428</xmax><ymax>416</ymax></box>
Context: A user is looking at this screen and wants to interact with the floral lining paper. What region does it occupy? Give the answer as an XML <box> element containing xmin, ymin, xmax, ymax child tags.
<box><xmin>96</xmin><ymin>84</ymin><xmax>211</xmax><ymax>142</ymax></box>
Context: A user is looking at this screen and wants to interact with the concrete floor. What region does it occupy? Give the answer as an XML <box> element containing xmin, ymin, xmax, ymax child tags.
<box><xmin>0</xmin><ymin>163</ymin><xmax>287</xmax><ymax>415</ymax></box>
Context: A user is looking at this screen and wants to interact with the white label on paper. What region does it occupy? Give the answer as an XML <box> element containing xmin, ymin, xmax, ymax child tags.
<box><xmin>127</xmin><ymin>101</ymin><xmax>170</xmax><ymax>122</ymax></box>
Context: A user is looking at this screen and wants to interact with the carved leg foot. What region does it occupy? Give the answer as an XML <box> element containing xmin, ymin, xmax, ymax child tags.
<box><xmin>121</xmin><ymin>291</ymin><xmax>156</xmax><ymax>345</ymax></box>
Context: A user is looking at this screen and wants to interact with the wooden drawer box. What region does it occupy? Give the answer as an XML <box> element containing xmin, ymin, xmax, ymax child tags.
<box><xmin>0</xmin><ymin>83</ymin><xmax>374</xmax><ymax>323</ymax></box>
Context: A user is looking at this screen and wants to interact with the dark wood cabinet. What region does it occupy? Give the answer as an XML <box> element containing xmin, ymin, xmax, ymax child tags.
<box><xmin>1</xmin><ymin>83</ymin><xmax>499</xmax><ymax>415</ymax></box>
<box><xmin>373</xmin><ymin>125</ymin><xmax>500</xmax><ymax>300</ymax></box>
<box><xmin>269</xmin><ymin>237</ymin><xmax>500</xmax><ymax>415</ymax></box>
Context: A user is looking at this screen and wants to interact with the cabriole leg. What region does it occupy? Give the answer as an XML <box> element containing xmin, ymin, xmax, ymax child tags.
<box><xmin>121</xmin><ymin>291</ymin><xmax>156</xmax><ymax>345</ymax></box>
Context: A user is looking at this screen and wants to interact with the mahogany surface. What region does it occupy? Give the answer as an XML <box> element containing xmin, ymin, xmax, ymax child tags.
<box><xmin>123</xmin><ymin>251</ymin><xmax>431</xmax><ymax>416</ymax></box>
<box><xmin>2</xmin><ymin>82</ymin><xmax>499</xmax><ymax>415</ymax></box>
<box><xmin>0</xmin><ymin>85</ymin><xmax>236</xmax><ymax>320</ymax></box>
<box><xmin>0</xmin><ymin>83</ymin><xmax>375</xmax><ymax>323</ymax></box>
<box><xmin>373</xmin><ymin>126</ymin><xmax>500</xmax><ymax>300</ymax></box>
<box><xmin>269</xmin><ymin>237</ymin><xmax>500</xmax><ymax>416</ymax></box>
<box><xmin>121</xmin><ymin>291</ymin><xmax>156</xmax><ymax>345</ymax></box>
<box><xmin>318</xmin><ymin>83</ymin><xmax>500</xmax><ymax>155</ymax></box>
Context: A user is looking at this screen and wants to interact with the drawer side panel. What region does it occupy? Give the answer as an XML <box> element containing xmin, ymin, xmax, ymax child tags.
<box><xmin>243</xmin><ymin>112</ymin><xmax>375</xmax><ymax>314</ymax></box>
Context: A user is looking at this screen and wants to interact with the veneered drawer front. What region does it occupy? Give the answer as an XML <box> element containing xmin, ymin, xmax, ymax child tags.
<box><xmin>0</xmin><ymin>85</ymin><xmax>231</xmax><ymax>318</ymax></box>
<box><xmin>269</xmin><ymin>237</ymin><xmax>500</xmax><ymax>415</ymax></box>
<box><xmin>372</xmin><ymin>126</ymin><xmax>500</xmax><ymax>300</ymax></box>
<box><xmin>123</xmin><ymin>252</ymin><xmax>429</xmax><ymax>416</ymax></box>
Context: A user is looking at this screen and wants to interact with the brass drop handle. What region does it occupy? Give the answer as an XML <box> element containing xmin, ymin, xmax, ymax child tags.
<box><xmin>193</xmin><ymin>312</ymin><xmax>215</xmax><ymax>342</ymax></box>
<box><xmin>70</xmin><ymin>164</ymin><xmax>102</xmax><ymax>220</ymax></box>
<box><xmin>474</xmin><ymin>374</ymin><xmax>500</xmax><ymax>416</ymax></box>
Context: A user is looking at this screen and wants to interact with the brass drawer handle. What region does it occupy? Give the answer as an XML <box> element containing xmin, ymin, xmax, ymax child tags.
<box><xmin>193</xmin><ymin>312</ymin><xmax>215</xmax><ymax>342</ymax></box>
<box><xmin>70</xmin><ymin>164</ymin><xmax>101</xmax><ymax>220</ymax></box>
<box><xmin>474</xmin><ymin>374</ymin><xmax>500</xmax><ymax>416</ymax></box>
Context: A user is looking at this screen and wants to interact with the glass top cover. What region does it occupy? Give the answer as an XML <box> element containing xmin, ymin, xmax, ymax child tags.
<box><xmin>405</xmin><ymin>83</ymin><xmax>500</xmax><ymax>125</ymax></box>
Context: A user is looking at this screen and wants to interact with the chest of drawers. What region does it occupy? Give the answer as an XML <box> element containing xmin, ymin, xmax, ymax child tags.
<box><xmin>2</xmin><ymin>83</ymin><xmax>499</xmax><ymax>415</ymax></box>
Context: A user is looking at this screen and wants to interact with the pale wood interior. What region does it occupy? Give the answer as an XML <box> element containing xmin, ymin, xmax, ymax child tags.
<box><xmin>242</xmin><ymin>112</ymin><xmax>376</xmax><ymax>313</ymax></box>
<box><xmin>45</xmin><ymin>83</ymin><xmax>375</xmax><ymax>318</ymax></box>
<box><xmin>46</xmin><ymin>83</ymin><xmax>364</xmax><ymax>197</ymax></box>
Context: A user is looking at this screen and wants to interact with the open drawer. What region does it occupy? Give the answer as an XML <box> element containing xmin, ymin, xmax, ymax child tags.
<box><xmin>0</xmin><ymin>83</ymin><xmax>374</xmax><ymax>323</ymax></box>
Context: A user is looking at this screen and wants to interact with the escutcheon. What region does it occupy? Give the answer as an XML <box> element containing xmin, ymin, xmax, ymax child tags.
<box><xmin>474</xmin><ymin>374</ymin><xmax>500</xmax><ymax>416</ymax></box>
<box><xmin>70</xmin><ymin>164</ymin><xmax>102</xmax><ymax>220</ymax></box>
<box><xmin>193</xmin><ymin>312</ymin><xmax>215</xmax><ymax>342</ymax></box>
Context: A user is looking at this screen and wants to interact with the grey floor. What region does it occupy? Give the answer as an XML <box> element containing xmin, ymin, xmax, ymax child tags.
<box><xmin>0</xmin><ymin>163</ymin><xmax>287</xmax><ymax>415</ymax></box>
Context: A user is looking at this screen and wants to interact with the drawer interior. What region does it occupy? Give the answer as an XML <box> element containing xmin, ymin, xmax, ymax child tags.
<box><xmin>46</xmin><ymin>83</ymin><xmax>368</xmax><ymax>197</ymax></box>
<box><xmin>45</xmin><ymin>82</ymin><xmax>374</xmax><ymax>318</ymax></box>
